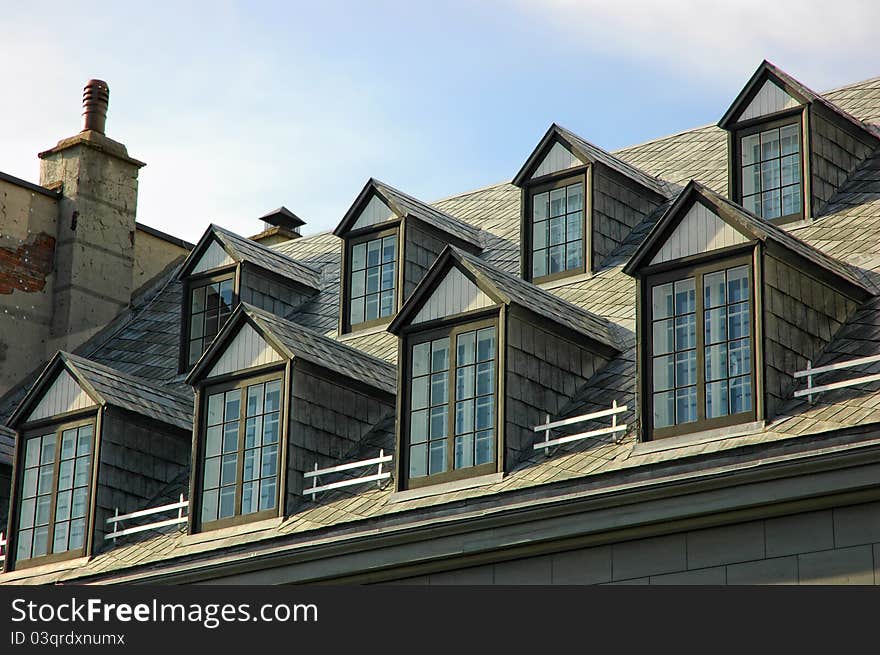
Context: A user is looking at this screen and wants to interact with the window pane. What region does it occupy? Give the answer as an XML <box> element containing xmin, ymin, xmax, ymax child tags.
<box><xmin>675</xmin><ymin>314</ymin><xmax>696</xmax><ymax>350</ymax></box>
<box><xmin>727</xmin><ymin>267</ymin><xmax>750</xmax><ymax>303</ymax></box>
<box><xmin>53</xmin><ymin>521</ymin><xmax>69</xmax><ymax>554</ymax></box>
<box><xmin>781</xmin><ymin>154</ymin><xmax>800</xmax><ymax>186</ymax></box>
<box><xmin>457</xmin><ymin>331</ymin><xmax>476</xmax><ymax>366</ymax></box>
<box><xmin>32</xmin><ymin>526</ymin><xmax>49</xmax><ymax>558</ymax></box>
<box><xmin>430</xmin><ymin>373</ymin><xmax>448</xmax><ymax>405</ymax></box>
<box><xmin>71</xmin><ymin>487</ymin><xmax>88</xmax><ymax>519</ymax></box>
<box><xmin>549</xmin><ymin>245</ymin><xmax>564</xmax><ymax>274</ymax></box>
<box><xmin>410</xmin><ymin>410</ymin><xmax>428</xmax><ymax>444</ymax></box>
<box><xmin>475</xmin><ymin>430</ymin><xmax>494</xmax><ymax>466</ymax></box>
<box><xmin>366</xmin><ymin>267</ymin><xmax>380</xmax><ymax>294</ymax></box>
<box><xmin>350</xmin><ymin>297</ymin><xmax>364</xmax><ymax>325</ymax></box>
<box><xmin>351</xmin><ymin>243</ymin><xmax>366</xmax><ymax>270</ymax></box>
<box><xmin>409</xmin><ymin>444</ymin><xmax>427</xmax><ymax>478</ymax></box>
<box><xmin>741</xmin><ymin>164</ymin><xmax>761</xmax><ymax>197</ymax></box>
<box><xmin>73</xmin><ymin>457</ymin><xmax>90</xmax><ymax>487</ymax></box>
<box><xmin>223</xmin><ymin>422</ymin><xmax>239</xmax><ymax>453</ymax></box>
<box><xmin>652</xmin><ymin>283</ymin><xmax>673</xmax><ymax>320</ymax></box>
<box><xmin>566</xmin><ymin>242</ymin><xmax>583</xmax><ymax>270</ymax></box>
<box><xmin>35</xmin><ymin>495</ymin><xmax>51</xmax><ymax>524</ymax></box>
<box><xmin>263</xmin><ymin>413</ymin><xmax>279</xmax><ymax>445</ymax></box>
<box><xmin>245</xmin><ymin>416</ymin><xmax>262</xmax><ymax>449</ymax></box>
<box><xmin>675</xmin><ymin>351</ymin><xmax>697</xmax><ymax>387</ymax></box>
<box><xmin>705</xmin><ymin>307</ymin><xmax>727</xmax><ymax>344</ymax></box>
<box><xmin>241</xmin><ymin>481</ymin><xmax>258</xmax><ymax>515</ymax></box>
<box><xmin>351</xmin><ymin>270</ymin><xmax>365</xmax><ymax>297</ymax></box>
<box><xmin>412</xmin><ymin>342</ymin><xmax>430</xmax><ymax>377</ymax></box>
<box><xmin>730</xmin><ymin>376</ymin><xmax>753</xmax><ymax>414</ymax></box>
<box><xmin>533</xmin><ymin>250</ymin><xmax>548</xmax><ymax>278</ymax></box>
<box><xmin>366</xmin><ymin>239</ymin><xmax>381</xmax><ymax>267</ymax></box>
<box><xmin>675</xmin><ymin>387</ymin><xmax>697</xmax><ymax>423</ymax></box>
<box><xmin>533</xmin><ymin>220</ymin><xmax>548</xmax><ymax>250</ymax></box>
<box><xmin>780</xmin><ymin>124</ymin><xmax>799</xmax><ymax>156</ymax></box>
<box><xmin>246</xmin><ymin>384</ymin><xmax>264</xmax><ymax>417</ymax></box>
<box><xmin>58</xmin><ymin>460</ymin><xmax>73</xmax><ymax>490</ymax></box>
<box><xmin>191</xmin><ymin>285</ymin><xmax>206</xmax><ymax>313</ymax></box>
<box><xmin>380</xmin><ymin>289</ymin><xmax>394</xmax><ymax>317</ymax></box>
<box><xmin>761</xmin><ymin>128</ymin><xmax>780</xmax><ymax>159</ymax></box>
<box><xmin>259</xmin><ymin>479</ymin><xmax>276</xmax><ymax>511</ymax></box>
<box><xmin>380</xmin><ymin>264</ymin><xmax>395</xmax><ymax>291</ymax></box>
<box><xmin>728</xmin><ymin>302</ymin><xmax>750</xmax><ymax>339</ymax></box>
<box><xmin>19</xmin><ymin>498</ymin><xmax>35</xmax><ymax>529</ymax></box>
<box><xmin>549</xmin><ymin>188</ymin><xmax>565</xmax><ymax>217</ymax></box>
<box><xmin>741</xmin><ymin>133</ymin><xmax>761</xmax><ymax>166</ymax></box>
<box><xmin>224</xmin><ymin>391</ymin><xmax>240</xmax><ymax>422</ymax></box>
<box><xmin>567</xmin><ymin>182</ymin><xmax>583</xmax><ymax>211</ymax></box>
<box><xmin>429</xmin><ymin>440</ymin><xmax>447</xmax><ymax>475</ymax></box>
<box><xmin>365</xmin><ymin>293</ymin><xmax>379</xmax><ymax>321</ymax></box>
<box><xmin>782</xmin><ymin>185</ymin><xmax>801</xmax><ymax>216</ymax></box>
<box><xmin>261</xmin><ymin>445</ymin><xmax>278</xmax><ymax>478</ymax></box>
<box><xmin>61</xmin><ymin>430</ymin><xmax>76</xmax><ymax>460</ymax></box>
<box><xmin>729</xmin><ymin>339</ymin><xmax>751</xmax><ymax>376</ymax></box>
<box><xmin>23</xmin><ymin>468</ymin><xmax>37</xmax><ymax>498</ymax></box>
<box><xmin>203</xmin><ymin>457</ymin><xmax>220</xmax><ymax>489</ymax></box>
<box><xmin>205</xmin><ymin>284</ymin><xmax>220</xmax><ymax>311</ymax></box>
<box><xmin>265</xmin><ymin>380</ymin><xmax>281</xmax><ymax>413</ymax></box>
<box><xmin>704</xmin><ymin>271</ymin><xmax>726</xmax><ymax>308</ymax></box>
<box><xmin>38</xmin><ymin>468</ymin><xmax>53</xmax><ymax>495</ymax></box>
<box><xmin>202</xmin><ymin>489</ymin><xmax>218</xmax><ymax>523</ymax></box>
<box><xmin>17</xmin><ymin>530</ymin><xmax>33</xmax><ymax>561</ymax></box>
<box><xmin>455</xmin><ymin>399</ymin><xmax>474</xmax><ymax>435</ymax></box>
<box><xmin>705</xmin><ymin>344</ymin><xmax>728</xmax><ymax>382</ymax></box>
<box><xmin>455</xmin><ymin>434</ymin><xmax>474</xmax><ymax>469</ymax></box>
<box><xmin>206</xmin><ymin>426</ymin><xmax>222</xmax><ymax>457</ymax></box>
<box><xmin>762</xmin><ymin>189</ymin><xmax>781</xmax><ymax>220</ymax></box>
<box><xmin>476</xmin><ymin>328</ymin><xmax>495</xmax><ymax>362</ymax></box>
<box><xmin>411</xmin><ymin>376</ymin><xmax>429</xmax><ymax>410</ymax></box>
<box><xmin>475</xmin><ymin>396</ymin><xmax>494</xmax><ymax>430</ymax></box>
<box><xmin>653</xmin><ymin>391</ymin><xmax>674</xmax><ymax>428</ymax></box>
<box><xmin>456</xmin><ymin>366</ymin><xmax>475</xmax><ymax>400</ymax></box>
<box><xmin>476</xmin><ymin>361</ymin><xmax>494</xmax><ymax>396</ymax></box>
<box><xmin>430</xmin><ymin>406</ymin><xmax>447</xmax><ymax>439</ymax></box>
<box><xmin>566</xmin><ymin>212</ymin><xmax>582</xmax><ymax>241</ymax></box>
<box><xmin>674</xmin><ymin>279</ymin><xmax>695</xmax><ymax>314</ymax></box>
<box><xmin>41</xmin><ymin>434</ymin><xmax>56</xmax><ymax>465</ymax></box>
<box><xmin>549</xmin><ymin>217</ymin><xmax>565</xmax><ymax>246</ymax></box>
<box><xmin>533</xmin><ymin>192</ymin><xmax>549</xmax><ymax>221</ymax></box>
<box><xmin>68</xmin><ymin>519</ymin><xmax>85</xmax><ymax>550</ymax></box>
<box><xmin>653</xmin><ymin>355</ymin><xmax>674</xmax><ymax>391</ymax></box>
<box><xmin>382</xmin><ymin>236</ymin><xmax>396</xmax><ymax>263</ymax></box>
<box><xmin>25</xmin><ymin>438</ymin><xmax>41</xmax><ymax>468</ymax></box>
<box><xmin>218</xmin><ymin>487</ymin><xmax>235</xmax><ymax>519</ymax></box>
<box><xmin>219</xmin><ymin>279</ymin><xmax>234</xmax><ymax>310</ymax></box>
<box><xmin>431</xmin><ymin>338</ymin><xmax>449</xmax><ymax>372</ymax></box>
<box><xmin>221</xmin><ymin>454</ymin><xmax>237</xmax><ymax>486</ymax></box>
<box><xmin>653</xmin><ymin>319</ymin><xmax>674</xmax><ymax>355</ymax></box>
<box><xmin>706</xmin><ymin>381</ymin><xmax>729</xmax><ymax>419</ymax></box>
<box><xmin>761</xmin><ymin>159</ymin><xmax>780</xmax><ymax>191</ymax></box>
<box><xmin>742</xmin><ymin>194</ymin><xmax>762</xmax><ymax>217</ymax></box>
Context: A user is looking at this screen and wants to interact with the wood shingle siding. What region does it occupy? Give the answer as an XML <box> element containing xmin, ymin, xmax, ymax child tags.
<box><xmin>238</xmin><ymin>266</ymin><xmax>315</xmax><ymax>320</ymax></box>
<box><xmin>403</xmin><ymin>222</ymin><xmax>447</xmax><ymax>301</ymax></box>
<box><xmin>761</xmin><ymin>251</ymin><xmax>860</xmax><ymax>418</ymax></box>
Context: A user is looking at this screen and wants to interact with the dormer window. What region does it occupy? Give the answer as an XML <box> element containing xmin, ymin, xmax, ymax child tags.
<box><xmin>188</xmin><ymin>274</ymin><xmax>236</xmax><ymax>367</ymax></box>
<box><xmin>737</xmin><ymin>117</ymin><xmax>803</xmax><ymax>223</ymax></box>
<box><xmin>528</xmin><ymin>176</ymin><xmax>586</xmax><ymax>281</ymax></box>
<box><xmin>348</xmin><ymin>229</ymin><xmax>398</xmax><ymax>329</ymax></box>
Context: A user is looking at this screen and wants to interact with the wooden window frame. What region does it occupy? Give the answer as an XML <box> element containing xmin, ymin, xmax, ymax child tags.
<box><xmin>340</xmin><ymin>224</ymin><xmax>401</xmax><ymax>334</ymax></box>
<box><xmin>732</xmin><ymin>110</ymin><xmax>806</xmax><ymax>225</ymax></box>
<box><xmin>401</xmin><ymin>313</ymin><xmax>500</xmax><ymax>489</ymax></box>
<box><xmin>522</xmin><ymin>166</ymin><xmax>590</xmax><ymax>284</ymax></box>
<box><xmin>643</xmin><ymin>251</ymin><xmax>758</xmax><ymax>441</ymax></box>
<box><xmin>194</xmin><ymin>369</ymin><xmax>286</xmax><ymax>531</ymax></box>
<box><xmin>10</xmin><ymin>414</ymin><xmax>97</xmax><ymax>569</ymax></box>
<box><xmin>179</xmin><ymin>267</ymin><xmax>239</xmax><ymax>373</ymax></box>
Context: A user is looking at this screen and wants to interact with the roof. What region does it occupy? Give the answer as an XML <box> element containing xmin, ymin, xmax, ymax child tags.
<box><xmin>7</xmin><ymin>352</ymin><xmax>193</xmax><ymax>432</ymax></box>
<box><xmin>0</xmin><ymin>170</ymin><xmax>60</xmax><ymax>199</ymax></box>
<box><xmin>3</xmin><ymin>70</ymin><xmax>880</xmax><ymax>584</ymax></box>
<box><xmin>334</xmin><ymin>178</ymin><xmax>485</xmax><ymax>250</ymax></box>
<box><xmin>189</xmin><ymin>304</ymin><xmax>397</xmax><ymax>397</ymax></box>
<box><xmin>0</xmin><ymin>425</ymin><xmax>14</xmax><ymax>468</ymax></box>
<box><xmin>178</xmin><ymin>224</ymin><xmax>322</xmax><ymax>291</ymax></box>
<box><xmin>624</xmin><ymin>180</ymin><xmax>874</xmax><ymax>297</ymax></box>
<box><xmin>135</xmin><ymin>222</ymin><xmax>195</xmax><ymax>250</ymax></box>
<box><xmin>512</xmin><ymin>123</ymin><xmax>673</xmax><ymax>198</ymax></box>
<box><xmin>719</xmin><ymin>60</ymin><xmax>880</xmax><ymax>142</ymax></box>
<box><xmin>391</xmin><ymin>246</ymin><xmax>620</xmax><ymax>354</ymax></box>
<box><xmin>258</xmin><ymin>206</ymin><xmax>305</xmax><ymax>229</ymax></box>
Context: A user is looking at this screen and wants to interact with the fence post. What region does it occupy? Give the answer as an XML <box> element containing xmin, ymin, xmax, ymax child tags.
<box><xmin>806</xmin><ymin>360</ymin><xmax>813</xmax><ymax>404</ymax></box>
<box><xmin>377</xmin><ymin>449</ymin><xmax>385</xmax><ymax>488</ymax></box>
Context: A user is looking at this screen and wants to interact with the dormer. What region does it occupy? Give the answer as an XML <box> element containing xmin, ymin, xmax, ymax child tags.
<box><xmin>333</xmin><ymin>179</ymin><xmax>484</xmax><ymax>335</ymax></box>
<box><xmin>185</xmin><ymin>304</ymin><xmax>395</xmax><ymax>531</ymax></box>
<box><xmin>625</xmin><ymin>181</ymin><xmax>872</xmax><ymax>442</ymax></box>
<box><xmin>719</xmin><ymin>61</ymin><xmax>880</xmax><ymax>224</ymax></box>
<box><xmin>176</xmin><ymin>225</ymin><xmax>321</xmax><ymax>371</ymax></box>
<box><xmin>389</xmin><ymin>246</ymin><xmax>619</xmax><ymax>490</ymax></box>
<box><xmin>513</xmin><ymin>124</ymin><xmax>670</xmax><ymax>283</ymax></box>
<box><xmin>4</xmin><ymin>353</ymin><xmax>191</xmax><ymax>571</ymax></box>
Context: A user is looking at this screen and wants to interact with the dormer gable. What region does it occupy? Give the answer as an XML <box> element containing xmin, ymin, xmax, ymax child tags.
<box><xmin>513</xmin><ymin>124</ymin><xmax>670</xmax><ymax>280</ymax></box>
<box><xmin>333</xmin><ymin>179</ymin><xmax>484</xmax><ymax>335</ymax></box>
<box><xmin>720</xmin><ymin>61</ymin><xmax>880</xmax><ymax>223</ymax></box>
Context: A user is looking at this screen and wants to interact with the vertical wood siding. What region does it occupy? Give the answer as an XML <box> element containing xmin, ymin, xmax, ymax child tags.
<box><xmin>592</xmin><ymin>166</ymin><xmax>665</xmax><ymax>270</ymax></box>
<box><xmin>762</xmin><ymin>253</ymin><xmax>859</xmax><ymax>419</ymax></box>
<box><xmin>27</xmin><ymin>369</ymin><xmax>96</xmax><ymax>422</ymax></box>
<box><xmin>208</xmin><ymin>323</ymin><xmax>282</xmax><ymax>378</ymax></box>
<box><xmin>809</xmin><ymin>110</ymin><xmax>877</xmax><ymax>216</ymax></box>
<box><xmin>740</xmin><ymin>79</ymin><xmax>800</xmax><ymax>122</ymax></box>
<box><xmin>192</xmin><ymin>239</ymin><xmax>234</xmax><ymax>275</ymax></box>
<box><xmin>650</xmin><ymin>202</ymin><xmax>748</xmax><ymax>265</ymax></box>
<box><xmin>352</xmin><ymin>194</ymin><xmax>397</xmax><ymax>231</ymax></box>
<box><xmin>412</xmin><ymin>266</ymin><xmax>495</xmax><ymax>324</ymax></box>
<box><xmin>531</xmin><ymin>142</ymin><xmax>583</xmax><ymax>179</ymax></box>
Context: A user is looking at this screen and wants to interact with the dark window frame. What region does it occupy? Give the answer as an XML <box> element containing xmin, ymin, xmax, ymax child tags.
<box><xmin>401</xmin><ymin>313</ymin><xmax>500</xmax><ymax>490</ymax></box>
<box><xmin>522</xmin><ymin>166</ymin><xmax>590</xmax><ymax>284</ymax></box>
<box><xmin>732</xmin><ymin>109</ymin><xmax>805</xmax><ymax>225</ymax></box>
<box><xmin>194</xmin><ymin>368</ymin><xmax>286</xmax><ymax>532</ymax></box>
<box><xmin>340</xmin><ymin>224</ymin><xmax>401</xmax><ymax>334</ymax></box>
<box><xmin>11</xmin><ymin>414</ymin><xmax>97</xmax><ymax>569</ymax></box>
<box><xmin>179</xmin><ymin>266</ymin><xmax>238</xmax><ymax>373</ymax></box>
<box><xmin>643</xmin><ymin>250</ymin><xmax>758</xmax><ymax>440</ymax></box>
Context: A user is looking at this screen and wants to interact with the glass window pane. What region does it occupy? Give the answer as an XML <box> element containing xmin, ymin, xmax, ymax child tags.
<box><xmin>742</xmin><ymin>194</ymin><xmax>762</xmax><ymax>217</ymax></box>
<box><xmin>761</xmin><ymin>159</ymin><xmax>780</xmax><ymax>191</ymax></box>
<box><xmin>53</xmin><ymin>521</ymin><xmax>69</xmax><ymax>554</ymax></box>
<box><xmin>221</xmin><ymin>454</ymin><xmax>237</xmax><ymax>486</ymax></box>
<box><xmin>457</xmin><ymin>331</ymin><xmax>476</xmax><ymax>365</ymax></box>
<box><xmin>533</xmin><ymin>192</ymin><xmax>549</xmax><ymax>221</ymax></box>
<box><xmin>409</xmin><ymin>444</ymin><xmax>427</xmax><ymax>478</ymax></box>
<box><xmin>23</xmin><ymin>468</ymin><xmax>37</xmax><ymax>498</ymax></box>
<box><xmin>190</xmin><ymin>319</ymin><xmax>204</xmax><ymax>340</ymax></box>
<box><xmin>35</xmin><ymin>495</ymin><xmax>51</xmax><ymax>524</ymax></box>
<box><xmin>365</xmin><ymin>294</ymin><xmax>379</xmax><ymax>321</ymax></box>
<box><xmin>675</xmin><ymin>386</ymin><xmax>698</xmax><ymax>424</ymax></box>
<box><xmin>728</xmin><ymin>302</ymin><xmax>750</xmax><ymax>339</ymax></box>
<box><xmin>727</xmin><ymin>267</ymin><xmax>750</xmax><ymax>303</ymax></box>
<box><xmin>68</xmin><ymin>519</ymin><xmax>85</xmax><ymax>550</ymax></box>
<box><xmin>380</xmin><ymin>289</ymin><xmax>394</xmax><ymax>317</ymax></box>
<box><xmin>741</xmin><ymin>163</ymin><xmax>761</xmax><ymax>197</ymax></box>
<box><xmin>246</xmin><ymin>383</ymin><xmax>264</xmax><ymax>417</ymax></box>
<box><xmin>706</xmin><ymin>381</ymin><xmax>729</xmax><ymax>419</ymax></box>
<box><xmin>245</xmin><ymin>416</ymin><xmax>262</xmax><ymax>449</ymax></box>
<box><xmin>261</xmin><ymin>445</ymin><xmax>278</xmax><ymax>478</ymax></box>
<box><xmin>455</xmin><ymin>433</ymin><xmax>474</xmax><ymax>469</ymax></box>
<box><xmin>410</xmin><ymin>410</ymin><xmax>428</xmax><ymax>444</ymax></box>
<box><xmin>761</xmin><ymin>128</ymin><xmax>780</xmax><ymax>159</ymax></box>
<box><xmin>411</xmin><ymin>376</ymin><xmax>429</xmax><ymax>410</ymax></box>
<box><xmin>652</xmin><ymin>355</ymin><xmax>674</xmax><ymax>391</ymax></box>
<box><xmin>218</xmin><ymin>487</ymin><xmax>235</xmax><ymax>519</ymax></box>
<box><xmin>366</xmin><ymin>239</ymin><xmax>381</xmax><ymax>267</ymax></box>
<box><xmin>41</xmin><ymin>434</ymin><xmax>56</xmax><ymax>465</ymax></box>
<box><xmin>567</xmin><ymin>182</ymin><xmax>583</xmax><ymax>211</ymax></box>
<box><xmin>17</xmin><ymin>529</ymin><xmax>33</xmax><ymax>561</ymax></box>
<box><xmin>476</xmin><ymin>328</ymin><xmax>495</xmax><ymax>362</ymax></box>
<box><xmin>456</xmin><ymin>366</ymin><xmax>475</xmax><ymax>400</ymax></box>
<box><xmin>781</xmin><ymin>154</ymin><xmax>800</xmax><ymax>186</ymax></box>
<box><xmin>549</xmin><ymin>245</ymin><xmax>564</xmax><ymax>274</ymax></box>
<box><xmin>431</xmin><ymin>338</ymin><xmax>449</xmax><ymax>372</ymax></box>
<box><xmin>241</xmin><ymin>480</ymin><xmax>258</xmax><ymax>515</ymax></box>
<box><xmin>475</xmin><ymin>396</ymin><xmax>494</xmax><ymax>430</ymax></box>
<box><xmin>455</xmin><ymin>399</ymin><xmax>474</xmax><ymax>435</ymax></box>
<box><xmin>58</xmin><ymin>459</ymin><xmax>73</xmax><ymax>490</ymax></box>
<box><xmin>704</xmin><ymin>271</ymin><xmax>726</xmax><ymax>308</ymax></box>
<box><xmin>32</xmin><ymin>526</ymin><xmax>49</xmax><ymax>558</ymax></box>
<box><xmin>730</xmin><ymin>376</ymin><xmax>753</xmax><ymax>414</ymax></box>
<box><xmin>653</xmin><ymin>391</ymin><xmax>675</xmax><ymax>428</ymax></box>
<box><xmin>533</xmin><ymin>220</ymin><xmax>548</xmax><ymax>250</ymax></box>
<box><xmin>675</xmin><ymin>314</ymin><xmax>696</xmax><ymax>350</ymax></box>
<box><xmin>382</xmin><ymin>236</ymin><xmax>396</xmax><ymax>263</ymax></box>
<box><xmin>549</xmin><ymin>188</ymin><xmax>566</xmax><ymax>217</ymax></box>
<box><xmin>350</xmin><ymin>297</ymin><xmax>365</xmax><ymax>325</ymax></box>
<box><xmin>223</xmin><ymin>422</ymin><xmax>239</xmax><ymax>453</ymax></box>
<box><xmin>203</xmin><ymin>456</ymin><xmax>220</xmax><ymax>489</ymax></box>
<box><xmin>566</xmin><ymin>242</ymin><xmax>583</xmax><ymax>270</ymax></box>
<box><xmin>429</xmin><ymin>440</ymin><xmax>447</xmax><ymax>475</ymax></box>
<box><xmin>262</xmin><ymin>413</ymin><xmax>279</xmax><ymax>446</ymax></box>
<box><xmin>205</xmin><ymin>284</ymin><xmax>220</xmax><ymax>311</ymax></box>
<box><xmin>533</xmin><ymin>250</ymin><xmax>548</xmax><ymax>278</ymax></box>
<box><xmin>191</xmin><ymin>285</ymin><xmax>206</xmax><ymax>313</ymax></box>
<box><xmin>73</xmin><ymin>457</ymin><xmax>90</xmax><ymax>487</ymax></box>
<box><xmin>19</xmin><ymin>498</ymin><xmax>35</xmax><ymax>529</ymax></box>
<box><xmin>54</xmin><ymin>489</ymin><xmax>71</xmax><ymax>523</ymax></box>
<box><xmin>206</xmin><ymin>426</ymin><xmax>222</xmax><ymax>457</ymax></box>
<box><xmin>351</xmin><ymin>270</ymin><xmax>365</xmax><ymax>297</ymax></box>
<box><xmin>430</xmin><ymin>406</ymin><xmax>447</xmax><ymax>439</ymax></box>
<box><xmin>259</xmin><ymin>479</ymin><xmax>276</xmax><ymax>511</ymax></box>
<box><xmin>762</xmin><ymin>189</ymin><xmax>781</xmax><ymax>220</ymax></box>
<box><xmin>780</xmin><ymin>124</ymin><xmax>799</xmax><ymax>156</ymax></box>
<box><xmin>201</xmin><ymin>489</ymin><xmax>218</xmax><ymax>523</ymax></box>
<box><xmin>704</xmin><ymin>307</ymin><xmax>727</xmax><ymax>345</ymax></box>
<box><xmin>675</xmin><ymin>351</ymin><xmax>697</xmax><ymax>387</ymax></box>
<box><xmin>224</xmin><ymin>391</ymin><xmax>240</xmax><ymax>422</ymax></box>
<box><xmin>38</xmin><ymin>467</ymin><xmax>54</xmax><ymax>495</ymax></box>
<box><xmin>219</xmin><ymin>279</ymin><xmax>234</xmax><ymax>310</ymax></box>
<box><xmin>25</xmin><ymin>438</ymin><xmax>41</xmax><ymax>468</ymax></box>
<box><xmin>653</xmin><ymin>319</ymin><xmax>674</xmax><ymax>355</ymax></box>
<box><xmin>729</xmin><ymin>339</ymin><xmax>751</xmax><ymax>376</ymax></box>
<box><xmin>366</xmin><ymin>267</ymin><xmax>380</xmax><ymax>294</ymax></box>
<box><xmin>351</xmin><ymin>243</ymin><xmax>366</xmax><ymax>270</ymax></box>
<box><xmin>207</xmin><ymin>393</ymin><xmax>224</xmax><ymax>426</ymax></box>
<box><xmin>741</xmin><ymin>133</ymin><xmax>761</xmax><ymax>166</ymax></box>
<box><xmin>652</xmin><ymin>283</ymin><xmax>673</xmax><ymax>320</ymax></box>
<box><xmin>475</xmin><ymin>430</ymin><xmax>494</xmax><ymax>466</ymax></box>
<box><xmin>412</xmin><ymin>342</ymin><xmax>430</xmax><ymax>377</ymax></box>
<box><xmin>782</xmin><ymin>184</ymin><xmax>801</xmax><ymax>216</ymax></box>
<box><xmin>264</xmin><ymin>380</ymin><xmax>281</xmax><ymax>413</ymax></box>
<box><xmin>674</xmin><ymin>278</ymin><xmax>695</xmax><ymax>314</ymax></box>
<box><xmin>380</xmin><ymin>264</ymin><xmax>395</xmax><ymax>291</ymax></box>
<box><xmin>549</xmin><ymin>217</ymin><xmax>565</xmax><ymax>246</ymax></box>
<box><xmin>61</xmin><ymin>430</ymin><xmax>76</xmax><ymax>460</ymax></box>
<box><xmin>430</xmin><ymin>373</ymin><xmax>448</xmax><ymax>405</ymax></box>
<box><xmin>566</xmin><ymin>212</ymin><xmax>582</xmax><ymax>241</ymax></box>
<box><xmin>476</xmin><ymin>361</ymin><xmax>494</xmax><ymax>396</ymax></box>
<box><xmin>705</xmin><ymin>344</ymin><xmax>728</xmax><ymax>382</ymax></box>
<box><xmin>71</xmin><ymin>487</ymin><xmax>88</xmax><ymax>519</ymax></box>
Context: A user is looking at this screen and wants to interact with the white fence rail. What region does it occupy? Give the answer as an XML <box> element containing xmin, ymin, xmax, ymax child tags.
<box><xmin>105</xmin><ymin>494</ymin><xmax>188</xmax><ymax>541</ymax></box>
<box><xmin>0</xmin><ymin>531</ymin><xmax>6</xmax><ymax>564</ymax></box>
<box><xmin>303</xmin><ymin>450</ymin><xmax>392</xmax><ymax>500</ymax></box>
<box><xmin>793</xmin><ymin>354</ymin><xmax>880</xmax><ymax>402</ymax></box>
<box><xmin>533</xmin><ymin>400</ymin><xmax>628</xmax><ymax>452</ymax></box>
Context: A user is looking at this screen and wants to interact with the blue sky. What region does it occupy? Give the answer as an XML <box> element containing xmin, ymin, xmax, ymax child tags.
<box><xmin>1</xmin><ymin>1</ymin><xmax>878</xmax><ymax>242</ymax></box>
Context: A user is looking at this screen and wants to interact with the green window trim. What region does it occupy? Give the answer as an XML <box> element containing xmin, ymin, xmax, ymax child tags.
<box><xmin>645</xmin><ymin>253</ymin><xmax>758</xmax><ymax>440</ymax></box>
<box><xmin>524</xmin><ymin>171</ymin><xmax>589</xmax><ymax>284</ymax></box>
<box><xmin>13</xmin><ymin>417</ymin><xmax>96</xmax><ymax>567</ymax></box>
<box><xmin>403</xmin><ymin>316</ymin><xmax>499</xmax><ymax>489</ymax></box>
<box><xmin>197</xmin><ymin>371</ymin><xmax>284</xmax><ymax>531</ymax></box>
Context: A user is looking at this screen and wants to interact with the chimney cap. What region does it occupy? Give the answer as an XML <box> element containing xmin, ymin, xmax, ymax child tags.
<box><xmin>258</xmin><ymin>206</ymin><xmax>305</xmax><ymax>230</ymax></box>
<box><xmin>82</xmin><ymin>78</ymin><xmax>110</xmax><ymax>134</ymax></box>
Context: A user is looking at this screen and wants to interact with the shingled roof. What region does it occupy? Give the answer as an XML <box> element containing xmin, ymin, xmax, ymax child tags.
<box><xmin>7</xmin><ymin>352</ymin><xmax>193</xmax><ymax>432</ymax></box>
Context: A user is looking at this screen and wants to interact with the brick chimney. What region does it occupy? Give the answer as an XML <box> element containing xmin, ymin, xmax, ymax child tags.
<box><xmin>38</xmin><ymin>80</ymin><xmax>146</xmax><ymax>352</ymax></box>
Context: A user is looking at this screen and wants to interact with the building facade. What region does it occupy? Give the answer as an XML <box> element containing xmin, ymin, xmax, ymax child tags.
<box><xmin>1</xmin><ymin>63</ymin><xmax>880</xmax><ymax>585</ymax></box>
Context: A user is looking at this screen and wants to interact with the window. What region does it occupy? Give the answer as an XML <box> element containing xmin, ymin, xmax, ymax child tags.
<box><xmin>187</xmin><ymin>274</ymin><xmax>236</xmax><ymax>367</ymax></box>
<box><xmin>199</xmin><ymin>374</ymin><xmax>283</xmax><ymax>528</ymax></box>
<box><xmin>738</xmin><ymin>119</ymin><xmax>802</xmax><ymax>222</ymax></box>
<box><xmin>405</xmin><ymin>319</ymin><xmax>497</xmax><ymax>487</ymax></box>
<box><xmin>527</xmin><ymin>176</ymin><xmax>586</xmax><ymax>282</ymax></box>
<box><xmin>347</xmin><ymin>230</ymin><xmax>397</xmax><ymax>330</ymax></box>
<box><xmin>648</xmin><ymin>257</ymin><xmax>755</xmax><ymax>438</ymax></box>
<box><xmin>16</xmin><ymin>420</ymin><xmax>94</xmax><ymax>563</ymax></box>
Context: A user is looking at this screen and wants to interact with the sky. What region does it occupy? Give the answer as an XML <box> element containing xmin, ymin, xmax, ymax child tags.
<box><xmin>1</xmin><ymin>1</ymin><xmax>878</xmax><ymax>243</ymax></box>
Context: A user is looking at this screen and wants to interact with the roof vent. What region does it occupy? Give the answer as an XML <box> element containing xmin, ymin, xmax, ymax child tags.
<box><xmin>82</xmin><ymin>79</ymin><xmax>110</xmax><ymax>134</ymax></box>
<box><xmin>250</xmin><ymin>207</ymin><xmax>306</xmax><ymax>245</ymax></box>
